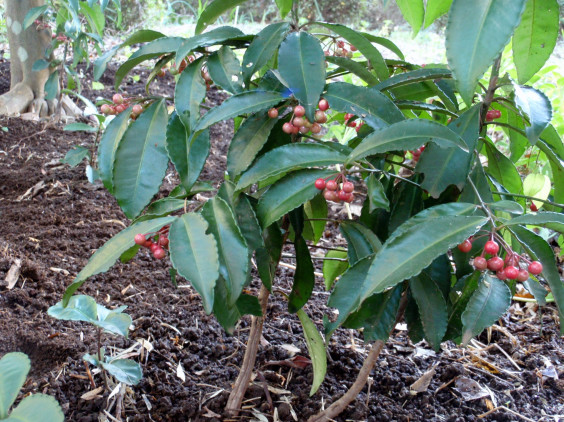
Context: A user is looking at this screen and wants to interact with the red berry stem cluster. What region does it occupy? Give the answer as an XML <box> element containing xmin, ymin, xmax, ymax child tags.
<box><xmin>456</xmin><ymin>236</ymin><xmax>543</xmax><ymax>281</ymax></box>
<box><xmin>485</xmin><ymin>109</ymin><xmax>501</xmax><ymax>121</ymax></box>
<box><xmin>324</xmin><ymin>39</ymin><xmax>357</xmax><ymax>58</ymax></box>
<box><xmin>278</xmin><ymin>100</ymin><xmax>328</xmax><ymax>135</ymax></box>
<box><xmin>315</xmin><ymin>174</ymin><xmax>354</xmax><ymax>204</ymax></box>
<box><xmin>344</xmin><ymin>113</ymin><xmax>365</xmax><ymax>133</ymax></box>
<box><xmin>409</xmin><ymin>145</ymin><xmax>426</xmax><ymax>164</ymax></box>
<box><xmin>100</xmin><ymin>94</ymin><xmax>144</xmax><ymax>119</ymax></box>
<box><xmin>134</xmin><ymin>226</ymin><xmax>170</xmax><ymax>260</ymax></box>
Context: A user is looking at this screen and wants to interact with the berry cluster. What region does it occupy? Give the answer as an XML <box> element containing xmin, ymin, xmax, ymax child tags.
<box><xmin>169</xmin><ymin>55</ymin><xmax>195</xmax><ymax>75</ymax></box>
<box><xmin>324</xmin><ymin>39</ymin><xmax>357</xmax><ymax>58</ymax></box>
<box><xmin>315</xmin><ymin>175</ymin><xmax>354</xmax><ymax>203</ymax></box>
<box><xmin>34</xmin><ymin>19</ymin><xmax>51</xmax><ymax>31</ymax></box>
<box><xmin>457</xmin><ymin>237</ymin><xmax>543</xmax><ymax>281</ymax></box>
<box><xmin>279</xmin><ymin>100</ymin><xmax>328</xmax><ymax>135</ymax></box>
<box><xmin>134</xmin><ymin>226</ymin><xmax>169</xmax><ymax>260</ymax></box>
<box><xmin>100</xmin><ymin>94</ymin><xmax>144</xmax><ymax>118</ymax></box>
<box><xmin>485</xmin><ymin>109</ymin><xmax>501</xmax><ymax>121</ymax></box>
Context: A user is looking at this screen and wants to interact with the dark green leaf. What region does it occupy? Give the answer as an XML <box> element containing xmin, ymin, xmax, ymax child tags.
<box><xmin>234</xmin><ymin>194</ymin><xmax>264</xmax><ymax>252</ymax></box>
<box><xmin>395</xmin><ymin>0</ymin><xmax>424</xmax><ymax>36</ymax></box>
<box><xmin>194</xmin><ymin>91</ymin><xmax>284</xmax><ymax>136</ymax></box>
<box><xmin>417</xmin><ymin>105</ymin><xmax>480</xmax><ymax>198</ymax></box>
<box><xmin>347</xmin><ymin>119</ymin><xmax>468</xmax><ymax>165</ymax></box>
<box><xmin>94</xmin><ymin>30</ymin><xmax>166</xmax><ymax>81</ymax></box>
<box><xmin>514</xmin><ymin>85</ymin><xmax>552</xmax><ymax>145</ymax></box>
<box><xmin>288</xmin><ymin>236</ymin><xmax>315</xmax><ymax>313</ymax></box>
<box><xmin>236</xmin><ymin>294</ymin><xmax>262</xmax><ymax>316</ymax></box>
<box><xmin>359</xmin><ymin>32</ymin><xmax>405</xmax><ymax>60</ymax></box>
<box><xmin>323</xmin><ymin>82</ymin><xmax>404</xmax><ymax>131</ymax></box>
<box><xmin>242</xmin><ymin>22</ymin><xmax>291</xmax><ymax>84</ymax></box>
<box><xmin>461</xmin><ymin>274</ymin><xmax>511</xmax><ymax>345</ymax></box>
<box><xmin>115</xmin><ymin>37</ymin><xmax>184</xmax><ymax>89</ymax></box>
<box><xmin>175</xmin><ymin>57</ymin><xmax>206</xmax><ymax>130</ymax></box>
<box><xmin>0</xmin><ymin>352</ymin><xmax>30</xmax><ymax>418</ymax></box>
<box><xmin>63</xmin><ymin>217</ymin><xmax>176</xmax><ymax>304</ymax></box>
<box><xmin>256</xmin><ymin>223</ymin><xmax>284</xmax><ymax>290</ymax></box>
<box><xmin>317</xmin><ymin>23</ymin><xmax>389</xmax><ymax>81</ymax></box>
<box><xmin>208</xmin><ymin>46</ymin><xmax>243</xmax><ymax>94</ymax></box>
<box><xmin>278</xmin><ymin>32</ymin><xmax>325</xmax><ymax>122</ymax></box>
<box><xmin>228</xmin><ymin>111</ymin><xmax>278</xmax><ymax>178</ymax></box>
<box><xmin>23</xmin><ymin>5</ymin><xmax>49</xmax><ymax>29</ymax></box>
<box><xmin>6</xmin><ymin>394</ymin><xmax>64</xmax><ymax>422</ymax></box>
<box><xmin>176</xmin><ymin>26</ymin><xmax>245</xmax><ymax>60</ymax></box>
<box><xmin>410</xmin><ymin>273</ymin><xmax>448</xmax><ymax>351</ymax></box>
<box><xmin>195</xmin><ymin>0</ymin><xmax>249</xmax><ymax>34</ymax></box>
<box><xmin>325</xmin><ymin>56</ymin><xmax>379</xmax><ymax>86</ymax></box>
<box><xmin>101</xmin><ymin>358</ymin><xmax>142</xmax><ymax>385</ymax></box>
<box><xmin>523</xmin><ymin>279</ymin><xmax>548</xmax><ymax>306</ymax></box>
<box><xmin>236</xmin><ymin>143</ymin><xmax>347</xmax><ymax>191</ymax></box>
<box><xmin>32</xmin><ymin>59</ymin><xmax>51</xmax><ymax>71</ymax></box>
<box><xmin>323</xmin><ymin>249</ymin><xmax>348</xmax><ymax>291</ymax></box>
<box><xmin>484</xmin><ymin>141</ymin><xmax>524</xmax><ymax>200</ymax></box>
<box><xmin>120</xmin><ymin>244</ymin><xmax>140</xmax><ymax>263</ymax></box>
<box><xmin>97</xmin><ymin>108</ymin><xmax>132</xmax><ymax>193</ymax></box>
<box><xmin>512</xmin><ymin>0</ymin><xmax>559</xmax><ymax>84</ymax></box>
<box><xmin>444</xmin><ymin>271</ymin><xmax>481</xmax><ymax>341</ymax></box>
<box><xmin>340</xmin><ymin>221</ymin><xmax>382</xmax><ymax>265</ymax></box>
<box><xmin>489</xmin><ymin>200</ymin><xmax>524</xmax><ymax>215</ymax></box>
<box><xmin>297</xmin><ymin>309</ymin><xmax>327</xmax><ymax>395</ymax></box>
<box><xmin>62</xmin><ymin>146</ymin><xmax>90</xmax><ymax>167</ymax></box>
<box><xmin>343</xmin><ymin>285</ymin><xmax>402</xmax><ymax>342</ymax></box>
<box><xmin>374</xmin><ymin>68</ymin><xmax>452</xmax><ymax>92</ymax></box>
<box><xmin>113</xmin><ymin>100</ymin><xmax>169</xmax><ymax>219</ymax></box>
<box><xmin>166</xmin><ymin>113</ymin><xmax>210</xmax><ymax>192</ymax></box>
<box><xmin>64</xmin><ymin>122</ymin><xmax>97</xmax><ymax>133</ymax></box>
<box><xmin>213</xmin><ymin>276</ymin><xmax>240</xmax><ymax>334</ymax></box>
<box><xmin>169</xmin><ymin>213</ymin><xmax>219</xmax><ymax>314</ymax></box>
<box><xmin>303</xmin><ymin>193</ymin><xmax>327</xmax><ymax>244</ymax></box>
<box><xmin>202</xmin><ymin>197</ymin><xmax>249</xmax><ymax>305</ymax></box>
<box><xmin>367</xmin><ymin>174</ymin><xmax>390</xmax><ymax>212</ymax></box>
<box><xmin>388</xmin><ymin>176</ymin><xmax>424</xmax><ymax>234</ymax></box>
<box><xmin>446</xmin><ymin>0</ymin><xmax>527</xmax><ymax>104</ymax></box>
<box><xmin>396</xmin><ymin>100</ymin><xmax>458</xmax><ymax>117</ymax></box>
<box><xmin>44</xmin><ymin>70</ymin><xmax>59</xmax><ymax>101</ymax></box>
<box><xmin>257</xmin><ymin>169</ymin><xmax>334</xmax><ymax>229</ymax></box>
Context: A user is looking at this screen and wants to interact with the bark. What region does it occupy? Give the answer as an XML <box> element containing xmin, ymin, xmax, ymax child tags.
<box><xmin>0</xmin><ymin>0</ymin><xmax>53</xmax><ymax>116</ymax></box>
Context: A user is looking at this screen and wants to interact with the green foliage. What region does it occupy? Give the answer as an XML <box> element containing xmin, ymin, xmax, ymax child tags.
<box><xmin>54</xmin><ymin>0</ymin><xmax>564</xmax><ymax>410</ymax></box>
<box><xmin>0</xmin><ymin>353</ymin><xmax>63</xmax><ymax>422</ymax></box>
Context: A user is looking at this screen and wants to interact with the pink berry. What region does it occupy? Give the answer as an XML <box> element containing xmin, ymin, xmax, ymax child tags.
<box><xmin>314</xmin><ymin>178</ymin><xmax>326</xmax><ymax>190</ymax></box>
<box><xmin>294</xmin><ymin>105</ymin><xmax>305</xmax><ymax>117</ymax></box>
<box><xmin>134</xmin><ymin>234</ymin><xmax>146</xmax><ymax>245</ymax></box>
<box><xmin>528</xmin><ymin>261</ymin><xmax>543</xmax><ymax>275</ymax></box>
<box><xmin>318</xmin><ymin>99</ymin><xmax>329</xmax><ymax>111</ymax></box>
<box><xmin>487</xmin><ymin>256</ymin><xmax>504</xmax><ymax>271</ymax></box>
<box><xmin>516</xmin><ymin>269</ymin><xmax>529</xmax><ymax>282</ymax></box>
<box><xmin>326</xmin><ymin>180</ymin><xmax>338</xmax><ymax>191</ymax></box>
<box><xmin>342</xmin><ymin>181</ymin><xmax>354</xmax><ymax>193</ymax></box>
<box><xmin>473</xmin><ymin>256</ymin><xmax>488</xmax><ymax>271</ymax></box>
<box><xmin>132</xmin><ymin>104</ymin><xmax>143</xmax><ymax>116</ymax></box>
<box><xmin>268</xmin><ymin>108</ymin><xmax>278</xmax><ymax>119</ymax></box>
<box><xmin>282</xmin><ymin>122</ymin><xmax>294</xmax><ymax>134</ymax></box>
<box><xmin>153</xmin><ymin>247</ymin><xmax>166</xmax><ymax>259</ymax></box>
<box><xmin>112</xmin><ymin>93</ymin><xmax>124</xmax><ymax>104</ymax></box>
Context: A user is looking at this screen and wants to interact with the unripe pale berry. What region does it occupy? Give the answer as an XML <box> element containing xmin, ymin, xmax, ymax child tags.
<box><xmin>112</xmin><ymin>93</ymin><xmax>124</xmax><ymax>105</ymax></box>
<box><xmin>132</xmin><ymin>104</ymin><xmax>144</xmax><ymax>116</ymax></box>
<box><xmin>100</xmin><ymin>104</ymin><xmax>111</xmax><ymax>114</ymax></box>
<box><xmin>311</xmin><ymin>123</ymin><xmax>322</xmax><ymax>134</ymax></box>
<box><xmin>315</xmin><ymin>110</ymin><xmax>327</xmax><ymax>123</ymax></box>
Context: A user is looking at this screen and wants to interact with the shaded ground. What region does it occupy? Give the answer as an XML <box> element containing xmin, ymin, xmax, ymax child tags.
<box><xmin>1</xmin><ymin>67</ymin><xmax>564</xmax><ymax>422</ymax></box>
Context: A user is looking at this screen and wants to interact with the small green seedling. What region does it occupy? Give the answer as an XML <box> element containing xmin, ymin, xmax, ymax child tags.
<box><xmin>48</xmin><ymin>294</ymin><xmax>142</xmax><ymax>386</ymax></box>
<box><xmin>0</xmin><ymin>352</ymin><xmax>64</xmax><ymax>422</ymax></box>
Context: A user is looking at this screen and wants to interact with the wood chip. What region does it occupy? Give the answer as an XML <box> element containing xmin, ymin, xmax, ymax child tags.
<box><xmin>5</xmin><ymin>258</ymin><xmax>21</xmax><ymax>289</ymax></box>
<box><xmin>410</xmin><ymin>364</ymin><xmax>437</xmax><ymax>395</ymax></box>
<box><xmin>80</xmin><ymin>386</ymin><xmax>104</xmax><ymax>401</ymax></box>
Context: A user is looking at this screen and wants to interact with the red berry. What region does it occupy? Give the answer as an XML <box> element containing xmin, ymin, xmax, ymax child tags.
<box><xmin>112</xmin><ymin>93</ymin><xmax>124</xmax><ymax>105</ymax></box>
<box><xmin>457</xmin><ymin>239</ymin><xmax>473</xmax><ymax>253</ymax></box>
<box><xmin>338</xmin><ymin>190</ymin><xmax>349</xmax><ymax>201</ymax></box>
<box><xmin>293</xmin><ymin>117</ymin><xmax>305</xmax><ymax>127</ymax></box>
<box><xmin>326</xmin><ymin>180</ymin><xmax>338</xmax><ymax>191</ymax></box>
<box><xmin>484</xmin><ymin>240</ymin><xmax>499</xmax><ymax>255</ymax></box>
<box><xmin>134</xmin><ymin>233</ymin><xmax>146</xmax><ymax>245</ymax></box>
<box><xmin>294</xmin><ymin>105</ymin><xmax>305</xmax><ymax>117</ymax></box>
<box><xmin>314</xmin><ymin>178</ymin><xmax>326</xmax><ymax>190</ymax></box>
<box><xmin>530</xmin><ymin>203</ymin><xmax>538</xmax><ymax>212</ymax></box>
<box><xmin>132</xmin><ymin>104</ymin><xmax>143</xmax><ymax>116</ymax></box>
<box><xmin>342</xmin><ymin>181</ymin><xmax>354</xmax><ymax>193</ymax></box>
<box><xmin>344</xmin><ymin>113</ymin><xmax>354</xmax><ymax>121</ymax></box>
<box><xmin>143</xmin><ymin>239</ymin><xmax>153</xmax><ymax>248</ymax></box>
<box><xmin>115</xmin><ymin>104</ymin><xmax>127</xmax><ymax>114</ymax></box>
<box><xmin>516</xmin><ymin>269</ymin><xmax>530</xmax><ymax>282</ymax></box>
<box><xmin>150</xmin><ymin>243</ymin><xmax>160</xmax><ymax>253</ymax></box>
<box><xmin>504</xmin><ymin>266</ymin><xmax>519</xmax><ymax>279</ymax></box>
<box><xmin>349</xmin><ymin>44</ymin><xmax>357</xmax><ymax>52</ymax></box>
<box><xmin>268</xmin><ymin>108</ymin><xmax>278</xmax><ymax>119</ymax></box>
<box><xmin>486</xmin><ymin>109</ymin><xmax>501</xmax><ymax>121</ymax></box>
<box><xmin>323</xmin><ymin>189</ymin><xmax>339</xmax><ymax>202</ymax></box>
<box><xmin>153</xmin><ymin>247</ymin><xmax>166</xmax><ymax>259</ymax></box>
<box><xmin>343</xmin><ymin>192</ymin><xmax>354</xmax><ymax>203</ymax></box>
<box><xmin>311</xmin><ymin>123</ymin><xmax>322</xmax><ymax>134</ymax></box>
<box><xmin>487</xmin><ymin>256</ymin><xmax>504</xmax><ymax>271</ymax></box>
<box><xmin>282</xmin><ymin>122</ymin><xmax>294</xmax><ymax>134</ymax></box>
<box><xmin>497</xmin><ymin>269</ymin><xmax>507</xmax><ymax>280</ymax></box>
<box><xmin>315</xmin><ymin>110</ymin><xmax>327</xmax><ymax>123</ymax></box>
<box><xmin>337</xmin><ymin>40</ymin><xmax>345</xmax><ymax>48</ymax></box>
<box><xmin>347</xmin><ymin>121</ymin><xmax>357</xmax><ymax>128</ymax></box>
<box><xmin>528</xmin><ymin>261</ymin><xmax>543</xmax><ymax>275</ymax></box>
<box><xmin>299</xmin><ymin>126</ymin><xmax>310</xmax><ymax>134</ymax></box>
<box><xmin>100</xmin><ymin>104</ymin><xmax>111</xmax><ymax>114</ymax></box>
<box><xmin>318</xmin><ymin>99</ymin><xmax>329</xmax><ymax>111</ymax></box>
<box><xmin>473</xmin><ymin>256</ymin><xmax>488</xmax><ymax>271</ymax></box>
<box><xmin>158</xmin><ymin>236</ymin><xmax>169</xmax><ymax>247</ymax></box>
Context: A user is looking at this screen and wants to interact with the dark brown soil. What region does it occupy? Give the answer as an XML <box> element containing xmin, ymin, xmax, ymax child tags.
<box><xmin>1</xmin><ymin>65</ymin><xmax>564</xmax><ymax>422</ymax></box>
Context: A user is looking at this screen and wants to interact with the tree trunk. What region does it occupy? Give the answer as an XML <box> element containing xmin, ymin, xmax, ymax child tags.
<box><xmin>0</xmin><ymin>0</ymin><xmax>53</xmax><ymax>116</ymax></box>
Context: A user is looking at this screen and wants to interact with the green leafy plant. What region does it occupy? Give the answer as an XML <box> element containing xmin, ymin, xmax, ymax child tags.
<box><xmin>53</xmin><ymin>0</ymin><xmax>564</xmax><ymax>420</ymax></box>
<box><xmin>0</xmin><ymin>352</ymin><xmax>64</xmax><ymax>422</ymax></box>
<box><xmin>48</xmin><ymin>295</ymin><xmax>143</xmax><ymax>387</ymax></box>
